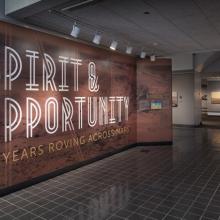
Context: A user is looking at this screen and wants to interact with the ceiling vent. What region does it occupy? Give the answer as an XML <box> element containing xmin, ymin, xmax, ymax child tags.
<box><xmin>61</xmin><ymin>0</ymin><xmax>102</xmax><ymax>11</ymax></box>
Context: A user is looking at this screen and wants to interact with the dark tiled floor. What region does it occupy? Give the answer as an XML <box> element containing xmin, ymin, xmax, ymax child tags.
<box><xmin>0</xmin><ymin>127</ymin><xmax>220</xmax><ymax>220</ymax></box>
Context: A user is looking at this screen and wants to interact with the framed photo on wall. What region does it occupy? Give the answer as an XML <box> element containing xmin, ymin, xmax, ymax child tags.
<box><xmin>211</xmin><ymin>92</ymin><xmax>220</xmax><ymax>104</ymax></box>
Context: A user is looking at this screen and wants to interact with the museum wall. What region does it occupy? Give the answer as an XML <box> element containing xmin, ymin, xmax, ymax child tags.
<box><xmin>136</xmin><ymin>59</ymin><xmax>172</xmax><ymax>143</ymax></box>
<box><xmin>0</xmin><ymin>21</ymin><xmax>172</xmax><ymax>192</ymax></box>
<box><xmin>172</xmin><ymin>53</ymin><xmax>193</xmax><ymax>72</ymax></box>
<box><xmin>172</xmin><ymin>73</ymin><xmax>195</xmax><ymax>125</ymax></box>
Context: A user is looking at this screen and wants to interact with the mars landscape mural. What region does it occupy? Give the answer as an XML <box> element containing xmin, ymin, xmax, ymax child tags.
<box><xmin>0</xmin><ymin>21</ymin><xmax>171</xmax><ymax>193</ymax></box>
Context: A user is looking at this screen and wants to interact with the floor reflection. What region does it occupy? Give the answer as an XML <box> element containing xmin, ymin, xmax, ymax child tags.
<box><xmin>67</xmin><ymin>183</ymin><xmax>130</xmax><ymax>220</ymax></box>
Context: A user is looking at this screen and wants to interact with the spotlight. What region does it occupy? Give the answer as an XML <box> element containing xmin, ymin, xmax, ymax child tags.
<box><xmin>93</xmin><ymin>33</ymin><xmax>101</xmax><ymax>45</ymax></box>
<box><xmin>126</xmin><ymin>46</ymin><xmax>133</xmax><ymax>54</ymax></box>
<box><xmin>140</xmin><ymin>51</ymin><xmax>146</xmax><ymax>59</ymax></box>
<box><xmin>110</xmin><ymin>40</ymin><xmax>118</xmax><ymax>50</ymax></box>
<box><xmin>150</xmin><ymin>55</ymin><xmax>156</xmax><ymax>62</ymax></box>
<box><xmin>70</xmin><ymin>24</ymin><xmax>80</xmax><ymax>38</ymax></box>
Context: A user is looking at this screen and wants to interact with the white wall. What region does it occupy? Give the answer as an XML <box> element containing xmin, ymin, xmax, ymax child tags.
<box><xmin>172</xmin><ymin>73</ymin><xmax>195</xmax><ymax>125</ymax></box>
<box><xmin>172</xmin><ymin>53</ymin><xmax>193</xmax><ymax>72</ymax></box>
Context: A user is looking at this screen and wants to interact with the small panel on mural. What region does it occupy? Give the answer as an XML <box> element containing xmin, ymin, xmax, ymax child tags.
<box><xmin>151</xmin><ymin>100</ymin><xmax>162</xmax><ymax>110</ymax></box>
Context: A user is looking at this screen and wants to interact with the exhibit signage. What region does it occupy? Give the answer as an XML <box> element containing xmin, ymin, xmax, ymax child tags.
<box><xmin>4</xmin><ymin>46</ymin><xmax>129</xmax><ymax>143</ymax></box>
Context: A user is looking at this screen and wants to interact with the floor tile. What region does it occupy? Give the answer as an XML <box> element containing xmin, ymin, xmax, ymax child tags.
<box><xmin>0</xmin><ymin>127</ymin><xmax>220</xmax><ymax>219</ymax></box>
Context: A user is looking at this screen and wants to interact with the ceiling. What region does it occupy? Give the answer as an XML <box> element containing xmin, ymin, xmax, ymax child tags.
<box><xmin>7</xmin><ymin>0</ymin><xmax>220</xmax><ymax>57</ymax></box>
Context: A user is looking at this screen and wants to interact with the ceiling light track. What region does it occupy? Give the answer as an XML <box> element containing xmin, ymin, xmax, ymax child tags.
<box><xmin>49</xmin><ymin>9</ymin><xmax>162</xmax><ymax>57</ymax></box>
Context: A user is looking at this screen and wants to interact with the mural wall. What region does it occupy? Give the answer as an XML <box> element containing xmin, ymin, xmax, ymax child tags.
<box><xmin>0</xmin><ymin>21</ymin><xmax>137</xmax><ymax>190</ymax></box>
<box><xmin>0</xmin><ymin>21</ymin><xmax>172</xmax><ymax>192</ymax></box>
<box><xmin>137</xmin><ymin>59</ymin><xmax>172</xmax><ymax>143</ymax></box>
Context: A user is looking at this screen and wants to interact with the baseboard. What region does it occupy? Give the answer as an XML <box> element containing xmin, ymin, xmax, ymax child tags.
<box><xmin>0</xmin><ymin>141</ymin><xmax>171</xmax><ymax>197</ymax></box>
<box><xmin>200</xmin><ymin>124</ymin><xmax>220</xmax><ymax>129</ymax></box>
<box><xmin>136</xmin><ymin>141</ymin><xmax>173</xmax><ymax>146</ymax></box>
<box><xmin>173</xmin><ymin>124</ymin><xmax>201</xmax><ymax>128</ymax></box>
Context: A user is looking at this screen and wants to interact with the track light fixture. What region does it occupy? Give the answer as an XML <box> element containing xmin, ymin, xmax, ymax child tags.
<box><xmin>68</xmin><ymin>22</ymin><xmax>149</xmax><ymax>56</ymax></box>
<box><xmin>110</xmin><ymin>40</ymin><xmax>118</xmax><ymax>50</ymax></box>
<box><xmin>70</xmin><ymin>23</ymin><xmax>80</xmax><ymax>38</ymax></box>
<box><xmin>126</xmin><ymin>46</ymin><xmax>133</xmax><ymax>54</ymax></box>
<box><xmin>55</xmin><ymin>9</ymin><xmax>156</xmax><ymax>56</ymax></box>
<box><xmin>93</xmin><ymin>33</ymin><xmax>101</xmax><ymax>45</ymax></box>
<box><xmin>140</xmin><ymin>51</ymin><xmax>146</xmax><ymax>59</ymax></box>
<box><xmin>150</xmin><ymin>54</ymin><xmax>156</xmax><ymax>62</ymax></box>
